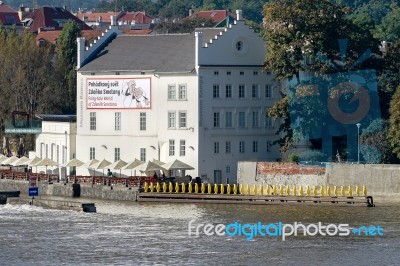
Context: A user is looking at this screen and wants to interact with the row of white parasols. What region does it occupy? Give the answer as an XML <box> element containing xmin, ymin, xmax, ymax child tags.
<box><xmin>0</xmin><ymin>154</ymin><xmax>194</xmax><ymax>176</ymax></box>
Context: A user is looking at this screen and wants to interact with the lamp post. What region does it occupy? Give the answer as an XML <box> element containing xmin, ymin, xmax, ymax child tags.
<box><xmin>65</xmin><ymin>131</ymin><xmax>68</xmax><ymax>182</ymax></box>
<box><xmin>356</xmin><ymin>123</ymin><xmax>361</xmax><ymax>164</ymax></box>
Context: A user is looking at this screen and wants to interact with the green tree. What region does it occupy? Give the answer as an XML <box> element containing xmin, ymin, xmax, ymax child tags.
<box><xmin>374</xmin><ymin>3</ymin><xmax>400</xmax><ymax>42</ymax></box>
<box><xmin>55</xmin><ymin>20</ymin><xmax>81</xmax><ymax>114</ymax></box>
<box><xmin>262</xmin><ymin>0</ymin><xmax>379</xmax><ymax>154</ymax></box>
<box><xmin>360</xmin><ymin>119</ymin><xmax>395</xmax><ymax>163</ymax></box>
<box><xmin>389</xmin><ymin>86</ymin><xmax>400</xmax><ymax>159</ymax></box>
<box><xmin>0</xmin><ymin>25</ymin><xmax>62</xmax><ymax>151</ymax></box>
<box><xmin>377</xmin><ymin>40</ymin><xmax>400</xmax><ymax>119</ymax></box>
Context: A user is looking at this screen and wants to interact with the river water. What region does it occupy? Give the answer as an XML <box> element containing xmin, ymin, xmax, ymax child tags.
<box><xmin>1</xmin><ymin>198</ymin><xmax>399</xmax><ymax>265</ymax></box>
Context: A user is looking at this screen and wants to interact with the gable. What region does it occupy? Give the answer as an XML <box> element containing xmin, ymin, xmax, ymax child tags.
<box><xmin>198</xmin><ymin>20</ymin><xmax>266</xmax><ymax>66</ymax></box>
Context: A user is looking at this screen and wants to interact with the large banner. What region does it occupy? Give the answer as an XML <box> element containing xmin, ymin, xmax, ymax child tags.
<box><xmin>87</xmin><ymin>78</ymin><xmax>151</xmax><ymax>109</ymax></box>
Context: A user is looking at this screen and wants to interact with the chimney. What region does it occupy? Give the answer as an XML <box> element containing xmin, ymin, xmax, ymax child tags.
<box><xmin>236</xmin><ymin>10</ymin><xmax>243</xmax><ymax>21</ymax></box>
<box><xmin>77</xmin><ymin>37</ymin><xmax>86</xmax><ymax>69</ymax></box>
<box><xmin>189</xmin><ymin>9</ymin><xmax>193</xmax><ymax>17</ymax></box>
<box><xmin>195</xmin><ymin>31</ymin><xmax>203</xmax><ymax>69</ymax></box>
<box><xmin>111</xmin><ymin>15</ymin><xmax>117</xmax><ymax>26</ymax></box>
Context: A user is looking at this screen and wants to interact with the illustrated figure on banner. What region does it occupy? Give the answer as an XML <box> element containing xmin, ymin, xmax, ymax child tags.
<box><xmin>123</xmin><ymin>80</ymin><xmax>150</xmax><ymax>108</ymax></box>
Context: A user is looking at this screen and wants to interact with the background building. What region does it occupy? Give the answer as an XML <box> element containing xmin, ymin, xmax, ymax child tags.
<box><xmin>76</xmin><ymin>11</ymin><xmax>280</xmax><ymax>183</ymax></box>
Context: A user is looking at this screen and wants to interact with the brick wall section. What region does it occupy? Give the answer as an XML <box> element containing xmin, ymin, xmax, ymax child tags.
<box><xmin>256</xmin><ymin>162</ymin><xmax>325</xmax><ymax>176</ymax></box>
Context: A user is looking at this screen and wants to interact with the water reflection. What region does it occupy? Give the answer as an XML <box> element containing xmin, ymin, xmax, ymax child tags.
<box><xmin>0</xmin><ymin>200</ymin><xmax>399</xmax><ymax>265</ymax></box>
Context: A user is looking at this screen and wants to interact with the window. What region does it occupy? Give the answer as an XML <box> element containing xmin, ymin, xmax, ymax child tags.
<box><xmin>252</xmin><ymin>84</ymin><xmax>259</xmax><ymax>98</ymax></box>
<box><xmin>5</xmin><ymin>15</ymin><xmax>16</xmax><ymax>25</ymax></box>
<box><xmin>226</xmin><ymin>166</ymin><xmax>231</xmax><ymax>173</ymax></box>
<box><xmin>168</xmin><ymin>85</ymin><xmax>176</xmax><ymax>100</ymax></box>
<box><xmin>240</xmin><ymin>71</ymin><xmax>244</xmax><ymax>75</ymax></box>
<box><xmin>238</xmin><ymin>112</ymin><xmax>246</xmax><ymax>128</ymax></box>
<box><xmin>253</xmin><ymin>141</ymin><xmax>259</xmax><ymax>153</ymax></box>
<box><xmin>115</xmin><ymin>112</ymin><xmax>121</xmax><ymax>131</ymax></box>
<box><xmin>252</xmin><ymin>111</ymin><xmax>259</xmax><ymax>128</ymax></box>
<box><xmin>225</xmin><ymin>141</ymin><xmax>231</xmax><ymax>154</ymax></box>
<box><xmin>213</xmin><ymin>112</ymin><xmax>220</xmax><ymax>128</ymax></box>
<box><xmin>253</xmin><ymin>71</ymin><xmax>258</xmax><ymax>75</ymax></box>
<box><xmin>115</xmin><ymin>148</ymin><xmax>120</xmax><ymax>161</ymax></box>
<box><xmin>265</xmin><ymin>85</ymin><xmax>272</xmax><ymax>98</ymax></box>
<box><xmin>214</xmin><ymin>142</ymin><xmax>220</xmax><ymax>154</ymax></box>
<box><xmin>168</xmin><ymin>111</ymin><xmax>176</xmax><ymax>129</ymax></box>
<box><xmin>169</xmin><ymin>140</ymin><xmax>175</xmax><ymax>156</ymax></box>
<box><xmin>56</xmin><ymin>145</ymin><xmax>60</xmax><ymax>163</ymax></box>
<box><xmin>236</xmin><ymin>41</ymin><xmax>243</xmax><ymax>51</ymax></box>
<box><xmin>62</xmin><ymin>145</ymin><xmax>66</xmax><ymax>163</ymax></box>
<box><xmin>40</xmin><ymin>143</ymin><xmax>44</xmax><ymax>158</ymax></box>
<box><xmin>140</xmin><ymin>112</ymin><xmax>146</xmax><ymax>131</ymax></box>
<box><xmin>214</xmin><ymin>71</ymin><xmax>219</xmax><ymax>75</ymax></box>
<box><xmin>90</xmin><ymin>147</ymin><xmax>95</xmax><ymax>160</ymax></box>
<box><xmin>213</xmin><ymin>85</ymin><xmax>220</xmax><ymax>98</ymax></box>
<box><xmin>51</xmin><ymin>144</ymin><xmax>55</xmax><ymax>160</ymax></box>
<box><xmin>179</xmin><ymin>85</ymin><xmax>187</xmax><ymax>100</ymax></box>
<box><xmin>239</xmin><ymin>141</ymin><xmax>245</xmax><ymax>153</ymax></box>
<box><xmin>45</xmin><ymin>144</ymin><xmax>48</xmax><ymax>158</ymax></box>
<box><xmin>140</xmin><ymin>148</ymin><xmax>146</xmax><ymax>162</ymax></box>
<box><xmin>225</xmin><ymin>111</ymin><xmax>232</xmax><ymax>128</ymax></box>
<box><xmin>239</xmin><ymin>85</ymin><xmax>245</xmax><ymax>98</ymax></box>
<box><xmin>179</xmin><ymin>111</ymin><xmax>187</xmax><ymax>128</ymax></box>
<box><xmin>180</xmin><ymin>140</ymin><xmax>186</xmax><ymax>156</ymax></box>
<box><xmin>90</xmin><ymin>112</ymin><xmax>96</xmax><ymax>130</ymax></box>
<box><xmin>227</xmin><ymin>71</ymin><xmax>231</xmax><ymax>76</ymax></box>
<box><xmin>267</xmin><ymin>140</ymin><xmax>272</xmax><ymax>152</ymax></box>
<box><xmin>265</xmin><ymin>115</ymin><xmax>273</xmax><ymax>128</ymax></box>
<box><xmin>225</xmin><ymin>84</ymin><xmax>232</xmax><ymax>98</ymax></box>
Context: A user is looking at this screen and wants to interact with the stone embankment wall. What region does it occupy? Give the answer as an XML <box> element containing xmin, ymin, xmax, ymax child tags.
<box><xmin>0</xmin><ymin>180</ymin><xmax>138</xmax><ymax>201</ymax></box>
<box><xmin>238</xmin><ymin>162</ymin><xmax>400</xmax><ymax>199</ymax></box>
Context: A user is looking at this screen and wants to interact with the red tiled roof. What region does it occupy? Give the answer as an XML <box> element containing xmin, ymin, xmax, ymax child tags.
<box><xmin>0</xmin><ymin>2</ymin><xmax>21</xmax><ymax>25</ymax></box>
<box><xmin>0</xmin><ymin>2</ymin><xmax>16</xmax><ymax>13</ymax></box>
<box><xmin>118</xmin><ymin>11</ymin><xmax>154</xmax><ymax>24</ymax></box>
<box><xmin>122</xmin><ymin>29</ymin><xmax>152</xmax><ymax>35</ymax></box>
<box><xmin>25</xmin><ymin>6</ymin><xmax>91</xmax><ymax>32</ymax></box>
<box><xmin>36</xmin><ymin>29</ymin><xmax>102</xmax><ymax>45</ymax></box>
<box><xmin>193</xmin><ymin>10</ymin><xmax>235</xmax><ymax>23</ymax></box>
<box><xmin>36</xmin><ymin>30</ymin><xmax>60</xmax><ymax>44</ymax></box>
<box><xmin>75</xmin><ymin>12</ymin><xmax>122</xmax><ymax>23</ymax></box>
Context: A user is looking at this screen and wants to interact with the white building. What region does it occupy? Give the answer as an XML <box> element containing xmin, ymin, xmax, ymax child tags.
<box><xmin>33</xmin><ymin>115</ymin><xmax>77</xmax><ymax>178</ymax></box>
<box><xmin>76</xmin><ymin>11</ymin><xmax>280</xmax><ymax>183</ymax></box>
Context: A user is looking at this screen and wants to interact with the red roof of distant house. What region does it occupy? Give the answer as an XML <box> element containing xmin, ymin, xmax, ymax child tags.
<box><xmin>192</xmin><ymin>10</ymin><xmax>235</xmax><ymax>23</ymax></box>
<box><xmin>118</xmin><ymin>11</ymin><xmax>153</xmax><ymax>24</ymax></box>
<box><xmin>0</xmin><ymin>1</ymin><xmax>21</xmax><ymax>26</ymax></box>
<box><xmin>36</xmin><ymin>29</ymin><xmax>102</xmax><ymax>45</ymax></box>
<box><xmin>75</xmin><ymin>12</ymin><xmax>122</xmax><ymax>23</ymax></box>
<box><xmin>121</xmin><ymin>29</ymin><xmax>152</xmax><ymax>35</ymax></box>
<box><xmin>24</xmin><ymin>6</ymin><xmax>91</xmax><ymax>32</ymax></box>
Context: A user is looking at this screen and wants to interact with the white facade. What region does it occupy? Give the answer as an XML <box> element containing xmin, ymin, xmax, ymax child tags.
<box><xmin>76</xmin><ymin>12</ymin><xmax>280</xmax><ymax>182</ymax></box>
<box><xmin>34</xmin><ymin>118</ymin><xmax>76</xmax><ymax>177</ymax></box>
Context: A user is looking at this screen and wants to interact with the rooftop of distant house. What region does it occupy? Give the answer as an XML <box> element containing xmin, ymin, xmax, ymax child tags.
<box><xmin>75</xmin><ymin>11</ymin><xmax>154</xmax><ymax>25</ymax></box>
<box><xmin>0</xmin><ymin>1</ymin><xmax>21</xmax><ymax>26</ymax></box>
<box><xmin>191</xmin><ymin>9</ymin><xmax>236</xmax><ymax>24</ymax></box>
<box><xmin>22</xmin><ymin>6</ymin><xmax>91</xmax><ymax>33</ymax></box>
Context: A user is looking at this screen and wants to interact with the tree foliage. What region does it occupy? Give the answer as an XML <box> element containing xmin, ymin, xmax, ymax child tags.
<box><xmin>0</xmin><ymin>25</ymin><xmax>63</xmax><ymax>151</ymax></box>
<box><xmin>360</xmin><ymin>119</ymin><xmax>395</xmax><ymax>163</ymax></box>
<box><xmin>55</xmin><ymin>20</ymin><xmax>81</xmax><ymax>114</ymax></box>
<box><xmin>389</xmin><ymin>86</ymin><xmax>400</xmax><ymax>159</ymax></box>
<box><xmin>374</xmin><ymin>3</ymin><xmax>400</xmax><ymax>42</ymax></box>
<box><xmin>0</xmin><ymin>26</ymin><xmax>61</xmax><ymax>117</ymax></box>
<box><xmin>262</xmin><ymin>0</ymin><xmax>379</xmax><ymax>155</ymax></box>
